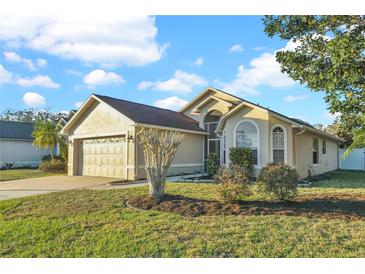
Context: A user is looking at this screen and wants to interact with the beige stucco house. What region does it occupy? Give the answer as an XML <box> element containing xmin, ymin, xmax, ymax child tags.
<box><xmin>61</xmin><ymin>87</ymin><xmax>342</xmax><ymax>180</ymax></box>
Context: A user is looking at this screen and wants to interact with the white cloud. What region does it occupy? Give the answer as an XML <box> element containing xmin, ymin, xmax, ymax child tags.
<box><xmin>323</xmin><ymin>111</ymin><xmax>341</xmax><ymax>120</ymax></box>
<box><xmin>253</xmin><ymin>46</ymin><xmax>267</xmax><ymax>51</ymax></box>
<box><xmin>83</xmin><ymin>69</ymin><xmax>124</xmax><ymax>86</ymax></box>
<box><xmin>279</xmin><ymin>39</ymin><xmax>301</xmax><ymax>52</ymax></box>
<box><xmin>22</xmin><ymin>92</ymin><xmax>45</xmax><ymax>106</ymax></box>
<box><xmin>283</xmin><ymin>94</ymin><xmax>309</xmax><ymax>102</ymax></box>
<box><xmin>193</xmin><ymin>57</ymin><xmax>204</xmax><ymax>66</ymax></box>
<box><xmin>229</xmin><ymin>44</ymin><xmax>244</xmax><ymax>53</ymax></box>
<box><xmin>138</xmin><ymin>70</ymin><xmax>207</xmax><ymax>93</ymax></box>
<box><xmin>3</xmin><ymin>51</ymin><xmax>48</xmax><ymax>70</ymax></box>
<box><xmin>36</xmin><ymin>58</ymin><xmax>47</xmax><ymax>67</ymax></box>
<box><xmin>3</xmin><ymin>51</ymin><xmax>36</xmax><ymax>70</ymax></box>
<box><xmin>0</xmin><ymin>16</ymin><xmax>168</xmax><ymax>67</ymax></box>
<box><xmin>66</xmin><ymin>69</ymin><xmax>82</xmax><ymax>76</ymax></box>
<box><xmin>153</xmin><ymin>96</ymin><xmax>188</xmax><ymax>110</ymax></box>
<box><xmin>137</xmin><ymin>81</ymin><xmax>154</xmax><ymax>90</ymax></box>
<box><xmin>223</xmin><ymin>41</ymin><xmax>297</xmax><ymax>96</ymax></box>
<box><xmin>74</xmin><ymin>101</ymin><xmax>83</xmax><ymax>108</ymax></box>
<box><xmin>0</xmin><ymin>64</ymin><xmax>12</xmax><ymax>84</ymax></box>
<box><xmin>17</xmin><ymin>75</ymin><xmax>60</xmax><ymax>88</ymax></box>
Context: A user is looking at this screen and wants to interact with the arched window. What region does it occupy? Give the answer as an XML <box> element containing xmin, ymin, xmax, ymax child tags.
<box><xmin>235</xmin><ymin>120</ymin><xmax>258</xmax><ymax>165</ymax></box>
<box><xmin>272</xmin><ymin>126</ymin><xmax>285</xmax><ymax>163</ymax></box>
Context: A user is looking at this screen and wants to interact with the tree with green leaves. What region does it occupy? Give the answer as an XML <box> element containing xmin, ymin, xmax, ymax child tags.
<box><xmin>32</xmin><ymin>120</ymin><xmax>62</xmax><ymax>160</ymax></box>
<box><xmin>1</xmin><ymin>108</ymin><xmax>67</xmax><ymax>123</ymax></box>
<box><xmin>263</xmin><ymin>16</ymin><xmax>365</xmax><ymax>153</ymax></box>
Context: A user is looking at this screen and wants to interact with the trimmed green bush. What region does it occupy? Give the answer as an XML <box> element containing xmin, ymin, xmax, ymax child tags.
<box><xmin>229</xmin><ymin>147</ymin><xmax>254</xmax><ymax>174</ymax></box>
<box><xmin>258</xmin><ymin>162</ymin><xmax>299</xmax><ymax>201</ymax></box>
<box><xmin>215</xmin><ymin>164</ymin><xmax>252</xmax><ymax>203</ymax></box>
<box><xmin>207</xmin><ymin>152</ymin><xmax>218</xmax><ymax>177</ymax></box>
<box><xmin>39</xmin><ymin>159</ymin><xmax>67</xmax><ymax>171</ymax></box>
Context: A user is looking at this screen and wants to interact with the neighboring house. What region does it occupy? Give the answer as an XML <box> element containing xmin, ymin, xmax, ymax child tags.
<box><xmin>57</xmin><ymin>110</ymin><xmax>77</xmax><ymax>128</ymax></box>
<box><xmin>61</xmin><ymin>87</ymin><xmax>342</xmax><ymax>180</ymax></box>
<box><xmin>0</xmin><ymin>120</ymin><xmax>51</xmax><ymax>168</ymax></box>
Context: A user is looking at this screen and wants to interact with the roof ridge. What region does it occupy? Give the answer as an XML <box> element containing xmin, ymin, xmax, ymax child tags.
<box><xmin>93</xmin><ymin>94</ymin><xmax>200</xmax><ymax>125</ymax></box>
<box><xmin>93</xmin><ymin>94</ymin><xmax>178</xmax><ymax>113</ymax></box>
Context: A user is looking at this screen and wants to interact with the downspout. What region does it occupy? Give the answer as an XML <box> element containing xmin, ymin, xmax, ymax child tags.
<box><xmin>294</xmin><ymin>125</ymin><xmax>306</xmax><ymax>167</ymax></box>
<box><xmin>125</xmin><ymin>130</ymin><xmax>129</xmax><ymax>180</ymax></box>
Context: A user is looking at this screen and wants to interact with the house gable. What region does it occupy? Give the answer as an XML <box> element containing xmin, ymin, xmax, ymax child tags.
<box><xmin>66</xmin><ymin>99</ymin><xmax>134</xmax><ymax>137</ymax></box>
<box><xmin>181</xmin><ymin>87</ymin><xmax>240</xmax><ymax>127</ymax></box>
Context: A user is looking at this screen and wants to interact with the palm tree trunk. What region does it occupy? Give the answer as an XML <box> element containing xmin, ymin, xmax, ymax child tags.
<box><xmin>50</xmin><ymin>146</ymin><xmax>54</xmax><ymax>160</ymax></box>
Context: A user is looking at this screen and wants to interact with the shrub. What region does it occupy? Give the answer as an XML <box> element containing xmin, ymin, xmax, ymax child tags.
<box><xmin>207</xmin><ymin>152</ymin><xmax>218</xmax><ymax>177</ymax></box>
<box><xmin>41</xmin><ymin>154</ymin><xmax>64</xmax><ymax>161</ymax></box>
<box><xmin>60</xmin><ymin>141</ymin><xmax>68</xmax><ymax>162</ymax></box>
<box><xmin>39</xmin><ymin>159</ymin><xmax>67</xmax><ymax>171</ymax></box>
<box><xmin>215</xmin><ymin>164</ymin><xmax>252</xmax><ymax>203</ymax></box>
<box><xmin>229</xmin><ymin>147</ymin><xmax>254</xmax><ymax>175</ymax></box>
<box><xmin>1</xmin><ymin>162</ymin><xmax>15</xmax><ymax>170</ymax></box>
<box><xmin>258</xmin><ymin>162</ymin><xmax>299</xmax><ymax>201</ymax></box>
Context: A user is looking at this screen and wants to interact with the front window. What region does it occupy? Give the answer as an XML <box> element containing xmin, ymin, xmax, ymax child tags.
<box><xmin>236</xmin><ymin>121</ymin><xmax>258</xmax><ymax>165</ymax></box>
<box><xmin>272</xmin><ymin>126</ymin><xmax>285</xmax><ymax>163</ymax></box>
<box><xmin>322</xmin><ymin>140</ymin><xmax>327</xmax><ymax>155</ymax></box>
<box><xmin>313</xmin><ymin>138</ymin><xmax>319</xmax><ymax>164</ymax></box>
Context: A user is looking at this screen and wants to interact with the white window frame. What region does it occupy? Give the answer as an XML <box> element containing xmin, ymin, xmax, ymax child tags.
<box><xmin>233</xmin><ymin>119</ymin><xmax>260</xmax><ymax>167</ymax></box>
<box><xmin>270</xmin><ymin>124</ymin><xmax>287</xmax><ymax>164</ymax></box>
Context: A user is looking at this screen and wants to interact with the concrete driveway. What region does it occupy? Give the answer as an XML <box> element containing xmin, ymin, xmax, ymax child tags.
<box><xmin>0</xmin><ymin>176</ymin><xmax>146</xmax><ymax>200</ymax></box>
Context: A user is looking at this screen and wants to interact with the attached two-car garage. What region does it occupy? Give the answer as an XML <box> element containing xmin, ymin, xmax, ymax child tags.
<box><xmin>61</xmin><ymin>94</ymin><xmax>206</xmax><ymax>181</ymax></box>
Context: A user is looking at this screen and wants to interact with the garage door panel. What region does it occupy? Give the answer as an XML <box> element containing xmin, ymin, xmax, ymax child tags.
<box><xmin>81</xmin><ymin>137</ymin><xmax>126</xmax><ymax>178</ymax></box>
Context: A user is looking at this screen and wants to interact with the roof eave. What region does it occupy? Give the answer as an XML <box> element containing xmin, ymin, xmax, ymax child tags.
<box><xmin>134</xmin><ymin>123</ymin><xmax>208</xmax><ymax>135</ymax></box>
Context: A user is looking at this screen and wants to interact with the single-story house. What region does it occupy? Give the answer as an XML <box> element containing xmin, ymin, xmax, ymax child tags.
<box><xmin>61</xmin><ymin>87</ymin><xmax>342</xmax><ymax>180</ymax></box>
<box><xmin>0</xmin><ymin>120</ymin><xmax>51</xmax><ymax>168</ymax></box>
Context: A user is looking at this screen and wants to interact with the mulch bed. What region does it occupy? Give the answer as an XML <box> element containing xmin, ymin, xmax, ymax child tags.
<box><xmin>127</xmin><ymin>193</ymin><xmax>365</xmax><ymax>220</ymax></box>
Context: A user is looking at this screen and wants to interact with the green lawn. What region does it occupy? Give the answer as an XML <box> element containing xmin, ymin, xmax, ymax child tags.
<box><xmin>310</xmin><ymin>170</ymin><xmax>365</xmax><ymax>188</ymax></box>
<box><xmin>0</xmin><ymin>170</ymin><xmax>364</xmax><ymax>257</ymax></box>
<box><xmin>0</xmin><ymin>169</ymin><xmax>66</xmax><ymax>181</ymax></box>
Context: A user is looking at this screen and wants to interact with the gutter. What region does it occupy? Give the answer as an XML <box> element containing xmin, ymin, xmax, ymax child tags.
<box><xmin>134</xmin><ymin>123</ymin><xmax>208</xmax><ymax>135</ymax></box>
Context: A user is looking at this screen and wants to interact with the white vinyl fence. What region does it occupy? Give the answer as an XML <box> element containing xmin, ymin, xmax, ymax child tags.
<box><xmin>339</xmin><ymin>148</ymin><xmax>365</xmax><ymax>171</ymax></box>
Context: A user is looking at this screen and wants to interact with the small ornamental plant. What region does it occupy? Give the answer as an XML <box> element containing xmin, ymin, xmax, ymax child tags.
<box><xmin>207</xmin><ymin>152</ymin><xmax>218</xmax><ymax>177</ymax></box>
<box><xmin>258</xmin><ymin>162</ymin><xmax>299</xmax><ymax>201</ymax></box>
<box><xmin>215</xmin><ymin>164</ymin><xmax>252</xmax><ymax>203</ymax></box>
<box><xmin>229</xmin><ymin>147</ymin><xmax>254</xmax><ymax>175</ymax></box>
<box><xmin>39</xmin><ymin>159</ymin><xmax>67</xmax><ymax>171</ymax></box>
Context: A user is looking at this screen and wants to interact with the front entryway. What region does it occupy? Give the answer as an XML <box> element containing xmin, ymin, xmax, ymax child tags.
<box><xmin>204</xmin><ymin>110</ymin><xmax>223</xmax><ymax>170</ymax></box>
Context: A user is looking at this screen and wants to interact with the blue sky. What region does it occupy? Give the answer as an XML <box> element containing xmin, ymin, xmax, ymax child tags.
<box><xmin>0</xmin><ymin>16</ymin><xmax>336</xmax><ymax>125</ymax></box>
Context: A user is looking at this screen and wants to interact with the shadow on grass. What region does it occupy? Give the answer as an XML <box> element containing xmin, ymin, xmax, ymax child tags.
<box><xmin>128</xmin><ymin>193</ymin><xmax>365</xmax><ymax>220</ymax></box>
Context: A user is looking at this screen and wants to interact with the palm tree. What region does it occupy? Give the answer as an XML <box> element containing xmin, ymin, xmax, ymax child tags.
<box><xmin>342</xmin><ymin>114</ymin><xmax>365</xmax><ymax>158</ymax></box>
<box><xmin>32</xmin><ymin>120</ymin><xmax>61</xmax><ymax>160</ymax></box>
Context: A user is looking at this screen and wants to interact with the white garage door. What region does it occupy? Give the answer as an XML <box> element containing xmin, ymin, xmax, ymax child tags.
<box><xmin>81</xmin><ymin>136</ymin><xmax>126</xmax><ymax>178</ymax></box>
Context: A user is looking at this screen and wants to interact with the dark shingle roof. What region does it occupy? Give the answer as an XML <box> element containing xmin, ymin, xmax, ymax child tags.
<box><xmin>94</xmin><ymin>94</ymin><xmax>205</xmax><ymax>133</ymax></box>
<box><xmin>0</xmin><ymin>120</ymin><xmax>35</xmax><ymax>140</ymax></box>
<box><xmin>289</xmin><ymin>117</ymin><xmax>314</xmax><ymax>128</ymax></box>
